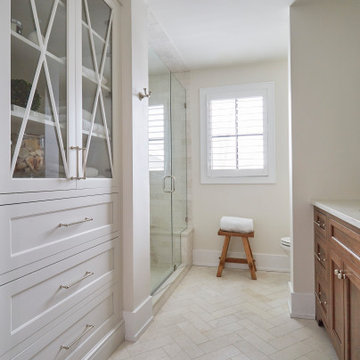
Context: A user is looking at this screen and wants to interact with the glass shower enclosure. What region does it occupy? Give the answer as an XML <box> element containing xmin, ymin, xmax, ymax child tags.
<box><xmin>148</xmin><ymin>48</ymin><xmax>187</xmax><ymax>293</ymax></box>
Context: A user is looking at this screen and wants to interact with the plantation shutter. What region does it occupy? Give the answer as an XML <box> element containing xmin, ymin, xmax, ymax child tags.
<box><xmin>209</xmin><ymin>96</ymin><xmax>265</xmax><ymax>171</ymax></box>
<box><xmin>148</xmin><ymin>105</ymin><xmax>165</xmax><ymax>171</ymax></box>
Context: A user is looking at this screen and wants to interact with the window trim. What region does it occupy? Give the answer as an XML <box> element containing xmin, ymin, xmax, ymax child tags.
<box><xmin>200</xmin><ymin>82</ymin><xmax>276</xmax><ymax>184</ymax></box>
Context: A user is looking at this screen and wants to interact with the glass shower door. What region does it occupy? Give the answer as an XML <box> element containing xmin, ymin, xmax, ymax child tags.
<box><xmin>149</xmin><ymin>49</ymin><xmax>187</xmax><ymax>293</ymax></box>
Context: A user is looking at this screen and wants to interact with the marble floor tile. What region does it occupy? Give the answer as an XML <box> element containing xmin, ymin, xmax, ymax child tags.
<box><xmin>109</xmin><ymin>267</ymin><xmax>337</xmax><ymax>360</ymax></box>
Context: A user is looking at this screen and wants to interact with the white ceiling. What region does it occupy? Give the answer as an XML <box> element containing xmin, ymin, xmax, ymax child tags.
<box><xmin>148</xmin><ymin>0</ymin><xmax>293</xmax><ymax>70</ymax></box>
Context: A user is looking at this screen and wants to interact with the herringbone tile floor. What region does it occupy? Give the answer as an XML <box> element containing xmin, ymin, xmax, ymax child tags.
<box><xmin>109</xmin><ymin>266</ymin><xmax>337</xmax><ymax>360</ymax></box>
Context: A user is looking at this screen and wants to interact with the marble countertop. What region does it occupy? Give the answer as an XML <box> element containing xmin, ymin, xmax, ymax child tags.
<box><xmin>312</xmin><ymin>200</ymin><xmax>360</xmax><ymax>229</ymax></box>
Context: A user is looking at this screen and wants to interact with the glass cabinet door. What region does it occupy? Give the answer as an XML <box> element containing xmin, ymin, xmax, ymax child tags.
<box><xmin>10</xmin><ymin>0</ymin><xmax>69</xmax><ymax>180</ymax></box>
<box><xmin>81</xmin><ymin>0</ymin><xmax>113</xmax><ymax>179</ymax></box>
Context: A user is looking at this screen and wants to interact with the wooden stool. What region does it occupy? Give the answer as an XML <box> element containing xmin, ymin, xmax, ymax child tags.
<box><xmin>216</xmin><ymin>230</ymin><xmax>257</xmax><ymax>280</ymax></box>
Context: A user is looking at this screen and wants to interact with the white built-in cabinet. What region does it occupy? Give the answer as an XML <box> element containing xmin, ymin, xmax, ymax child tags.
<box><xmin>0</xmin><ymin>0</ymin><xmax>123</xmax><ymax>359</ymax></box>
<box><xmin>0</xmin><ymin>0</ymin><xmax>120</xmax><ymax>193</ymax></box>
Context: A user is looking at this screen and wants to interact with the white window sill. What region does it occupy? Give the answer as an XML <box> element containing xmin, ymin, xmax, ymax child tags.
<box><xmin>200</xmin><ymin>174</ymin><xmax>276</xmax><ymax>184</ymax></box>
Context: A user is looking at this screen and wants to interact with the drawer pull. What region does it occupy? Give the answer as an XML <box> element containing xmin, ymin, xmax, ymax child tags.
<box><xmin>60</xmin><ymin>324</ymin><xmax>95</xmax><ymax>350</ymax></box>
<box><xmin>60</xmin><ymin>271</ymin><xmax>94</xmax><ymax>289</ymax></box>
<box><xmin>315</xmin><ymin>252</ymin><xmax>326</xmax><ymax>263</ymax></box>
<box><xmin>59</xmin><ymin>217</ymin><xmax>93</xmax><ymax>227</ymax></box>
<box><xmin>315</xmin><ymin>291</ymin><xmax>327</xmax><ymax>306</ymax></box>
<box><xmin>315</xmin><ymin>291</ymin><xmax>322</xmax><ymax>304</ymax></box>
<box><xmin>314</xmin><ymin>220</ymin><xmax>326</xmax><ymax>229</ymax></box>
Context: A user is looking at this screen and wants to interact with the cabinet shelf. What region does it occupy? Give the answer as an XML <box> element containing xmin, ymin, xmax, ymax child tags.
<box><xmin>82</xmin><ymin>66</ymin><xmax>111</xmax><ymax>92</ymax></box>
<box><xmin>82</xmin><ymin>21</ymin><xmax>106</xmax><ymax>44</ymax></box>
<box><xmin>82</xmin><ymin>129</ymin><xmax>106</xmax><ymax>140</ymax></box>
<box><xmin>11</xmin><ymin>105</ymin><xmax>63</xmax><ymax>134</ymax></box>
<box><xmin>11</xmin><ymin>105</ymin><xmax>107</xmax><ymax>139</ymax></box>
<box><xmin>11</xmin><ymin>31</ymin><xmax>66</xmax><ymax>66</ymax></box>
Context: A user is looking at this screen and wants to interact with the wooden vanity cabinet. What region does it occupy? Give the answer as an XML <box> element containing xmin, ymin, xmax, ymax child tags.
<box><xmin>314</xmin><ymin>207</ymin><xmax>360</xmax><ymax>360</ymax></box>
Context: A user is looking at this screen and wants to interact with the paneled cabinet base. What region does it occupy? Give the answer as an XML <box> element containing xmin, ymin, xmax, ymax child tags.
<box><xmin>314</xmin><ymin>207</ymin><xmax>360</xmax><ymax>360</ymax></box>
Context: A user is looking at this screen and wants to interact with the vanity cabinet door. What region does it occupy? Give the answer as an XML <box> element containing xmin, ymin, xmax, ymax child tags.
<box><xmin>344</xmin><ymin>257</ymin><xmax>360</xmax><ymax>360</ymax></box>
<box><xmin>329</xmin><ymin>244</ymin><xmax>345</xmax><ymax>360</ymax></box>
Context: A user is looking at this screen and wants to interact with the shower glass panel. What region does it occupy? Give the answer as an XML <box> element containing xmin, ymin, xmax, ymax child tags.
<box><xmin>149</xmin><ymin>48</ymin><xmax>173</xmax><ymax>292</ymax></box>
<box><xmin>171</xmin><ymin>74</ymin><xmax>187</xmax><ymax>268</ymax></box>
<box><xmin>149</xmin><ymin>49</ymin><xmax>187</xmax><ymax>293</ymax></box>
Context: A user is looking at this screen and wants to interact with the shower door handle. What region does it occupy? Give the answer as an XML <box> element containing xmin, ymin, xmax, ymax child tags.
<box><xmin>163</xmin><ymin>175</ymin><xmax>175</xmax><ymax>193</ymax></box>
<box><xmin>163</xmin><ymin>175</ymin><xmax>172</xmax><ymax>193</ymax></box>
<box><xmin>171</xmin><ymin>175</ymin><xmax>176</xmax><ymax>192</ymax></box>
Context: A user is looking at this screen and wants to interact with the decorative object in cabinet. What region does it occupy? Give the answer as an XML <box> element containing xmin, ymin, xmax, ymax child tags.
<box><xmin>11</xmin><ymin>18</ymin><xmax>22</xmax><ymax>34</ymax></box>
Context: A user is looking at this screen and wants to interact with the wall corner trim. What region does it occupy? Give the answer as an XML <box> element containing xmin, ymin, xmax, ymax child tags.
<box><xmin>289</xmin><ymin>290</ymin><xmax>315</xmax><ymax>319</ymax></box>
<box><xmin>123</xmin><ymin>296</ymin><xmax>153</xmax><ymax>342</ymax></box>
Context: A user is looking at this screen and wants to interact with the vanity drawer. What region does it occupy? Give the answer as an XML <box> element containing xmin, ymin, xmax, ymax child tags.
<box><xmin>315</xmin><ymin>273</ymin><xmax>329</xmax><ymax>327</ymax></box>
<box><xmin>0</xmin><ymin>193</ymin><xmax>119</xmax><ymax>275</ymax></box>
<box><xmin>0</xmin><ymin>240</ymin><xmax>117</xmax><ymax>357</ymax></box>
<box><xmin>314</xmin><ymin>209</ymin><xmax>327</xmax><ymax>237</ymax></box>
<box><xmin>314</xmin><ymin>235</ymin><xmax>328</xmax><ymax>271</ymax></box>
<box><xmin>329</xmin><ymin>218</ymin><xmax>360</xmax><ymax>257</ymax></box>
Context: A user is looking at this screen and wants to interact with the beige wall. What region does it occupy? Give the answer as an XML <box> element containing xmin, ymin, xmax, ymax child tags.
<box><xmin>187</xmin><ymin>61</ymin><xmax>290</xmax><ymax>259</ymax></box>
<box><xmin>290</xmin><ymin>0</ymin><xmax>360</xmax><ymax>296</ymax></box>
<box><xmin>121</xmin><ymin>0</ymin><xmax>153</xmax><ymax>340</ymax></box>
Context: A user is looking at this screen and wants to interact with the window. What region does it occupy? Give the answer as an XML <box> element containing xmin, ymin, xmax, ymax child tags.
<box><xmin>148</xmin><ymin>104</ymin><xmax>165</xmax><ymax>171</ymax></box>
<box><xmin>200</xmin><ymin>82</ymin><xmax>275</xmax><ymax>184</ymax></box>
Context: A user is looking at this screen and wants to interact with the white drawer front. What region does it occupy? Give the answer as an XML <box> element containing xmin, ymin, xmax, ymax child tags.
<box><xmin>0</xmin><ymin>193</ymin><xmax>119</xmax><ymax>274</ymax></box>
<box><xmin>6</xmin><ymin>283</ymin><xmax>121</xmax><ymax>360</ymax></box>
<box><xmin>0</xmin><ymin>240</ymin><xmax>117</xmax><ymax>356</ymax></box>
<box><xmin>29</xmin><ymin>293</ymin><xmax>115</xmax><ymax>360</ymax></box>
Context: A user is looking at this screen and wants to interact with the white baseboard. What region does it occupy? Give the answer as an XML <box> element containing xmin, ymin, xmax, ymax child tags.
<box><xmin>123</xmin><ymin>296</ymin><xmax>153</xmax><ymax>342</ymax></box>
<box><xmin>86</xmin><ymin>321</ymin><xmax>125</xmax><ymax>360</ymax></box>
<box><xmin>289</xmin><ymin>282</ymin><xmax>315</xmax><ymax>319</ymax></box>
<box><xmin>193</xmin><ymin>249</ymin><xmax>290</xmax><ymax>272</ymax></box>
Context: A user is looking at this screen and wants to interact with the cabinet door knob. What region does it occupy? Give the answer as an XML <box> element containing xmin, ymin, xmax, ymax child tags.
<box><xmin>334</xmin><ymin>269</ymin><xmax>345</xmax><ymax>280</ymax></box>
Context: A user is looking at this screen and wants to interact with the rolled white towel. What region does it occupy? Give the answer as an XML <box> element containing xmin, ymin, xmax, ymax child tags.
<box><xmin>220</xmin><ymin>216</ymin><xmax>254</xmax><ymax>233</ymax></box>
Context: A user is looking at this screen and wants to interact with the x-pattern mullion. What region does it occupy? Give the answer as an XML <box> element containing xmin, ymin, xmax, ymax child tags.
<box><xmin>82</xmin><ymin>0</ymin><xmax>114</xmax><ymax>175</ymax></box>
<box><xmin>36</xmin><ymin>1</ymin><xmax>70</xmax><ymax>178</ymax></box>
<box><xmin>11</xmin><ymin>0</ymin><xmax>69</xmax><ymax>177</ymax></box>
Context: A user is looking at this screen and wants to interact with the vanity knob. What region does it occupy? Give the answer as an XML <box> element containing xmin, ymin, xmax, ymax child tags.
<box><xmin>334</xmin><ymin>269</ymin><xmax>345</xmax><ymax>280</ymax></box>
